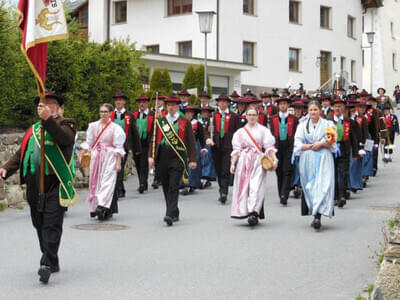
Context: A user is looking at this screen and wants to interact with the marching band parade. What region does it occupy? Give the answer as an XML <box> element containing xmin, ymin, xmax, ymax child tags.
<box><xmin>2</xmin><ymin>84</ymin><xmax>400</xmax><ymax>284</ymax></box>
<box><xmin>1</xmin><ymin>1</ymin><xmax>400</xmax><ymax>295</ymax></box>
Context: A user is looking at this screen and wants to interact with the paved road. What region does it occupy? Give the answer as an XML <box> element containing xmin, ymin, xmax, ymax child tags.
<box><xmin>0</xmin><ymin>147</ymin><xmax>399</xmax><ymax>300</ymax></box>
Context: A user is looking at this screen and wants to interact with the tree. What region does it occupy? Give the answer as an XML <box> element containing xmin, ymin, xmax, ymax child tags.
<box><xmin>181</xmin><ymin>65</ymin><xmax>197</xmax><ymax>91</ymax></box>
<box><xmin>0</xmin><ymin>4</ymin><xmax>37</xmax><ymax>128</ymax></box>
<box><xmin>195</xmin><ymin>64</ymin><xmax>212</xmax><ymax>97</ymax></box>
<box><xmin>181</xmin><ymin>64</ymin><xmax>212</xmax><ymax>104</ymax></box>
<box><xmin>160</xmin><ymin>67</ymin><xmax>173</xmax><ymax>95</ymax></box>
<box><xmin>149</xmin><ymin>68</ymin><xmax>163</xmax><ymax>93</ymax></box>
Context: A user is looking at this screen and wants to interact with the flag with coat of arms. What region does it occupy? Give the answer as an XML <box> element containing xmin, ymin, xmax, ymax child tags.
<box><xmin>17</xmin><ymin>0</ymin><xmax>68</xmax><ymax>96</ymax></box>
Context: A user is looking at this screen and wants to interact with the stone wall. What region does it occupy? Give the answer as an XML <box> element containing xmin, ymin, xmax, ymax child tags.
<box><xmin>372</xmin><ymin>211</ymin><xmax>400</xmax><ymax>300</ymax></box>
<box><xmin>0</xmin><ymin>131</ymin><xmax>135</xmax><ymax>206</ymax></box>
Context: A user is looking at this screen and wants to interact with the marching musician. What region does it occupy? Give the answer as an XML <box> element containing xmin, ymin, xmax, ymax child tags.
<box><xmin>148</xmin><ymin>94</ymin><xmax>197</xmax><ymax>226</ymax></box>
<box><xmin>204</xmin><ymin>95</ymin><xmax>241</xmax><ymax>204</ymax></box>
<box><xmin>111</xmin><ymin>92</ymin><xmax>141</xmax><ymax>198</ymax></box>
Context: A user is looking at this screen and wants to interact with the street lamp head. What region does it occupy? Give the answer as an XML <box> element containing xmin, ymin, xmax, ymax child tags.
<box><xmin>196</xmin><ymin>11</ymin><xmax>216</xmax><ymax>34</ymax></box>
<box><xmin>366</xmin><ymin>32</ymin><xmax>375</xmax><ymax>44</ymax></box>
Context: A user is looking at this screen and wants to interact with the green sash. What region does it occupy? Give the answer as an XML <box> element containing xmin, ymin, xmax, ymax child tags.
<box><xmin>136</xmin><ymin>118</ymin><xmax>148</xmax><ymax>139</ymax></box>
<box><xmin>113</xmin><ymin>118</ymin><xmax>125</xmax><ymax>131</ymax></box>
<box><xmin>32</xmin><ymin>122</ymin><xmax>78</xmax><ymax>207</ymax></box>
<box><xmin>157</xmin><ymin>117</ymin><xmax>189</xmax><ymax>184</ymax></box>
<box><xmin>279</xmin><ymin>123</ymin><xmax>288</xmax><ymax>140</ymax></box>
<box><xmin>336</xmin><ymin>124</ymin><xmax>344</xmax><ymax>142</ymax></box>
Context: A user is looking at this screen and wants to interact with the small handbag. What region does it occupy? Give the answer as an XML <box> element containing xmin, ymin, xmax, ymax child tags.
<box><xmin>79</xmin><ymin>120</ymin><xmax>112</xmax><ymax>168</ymax></box>
<box><xmin>243</xmin><ymin>127</ymin><xmax>275</xmax><ymax>171</ymax></box>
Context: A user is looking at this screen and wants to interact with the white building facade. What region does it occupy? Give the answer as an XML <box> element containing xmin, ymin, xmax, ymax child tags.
<box><xmin>362</xmin><ymin>0</ymin><xmax>400</xmax><ymax>96</ymax></box>
<box><xmin>88</xmin><ymin>0</ymin><xmax>365</xmax><ymax>95</ymax></box>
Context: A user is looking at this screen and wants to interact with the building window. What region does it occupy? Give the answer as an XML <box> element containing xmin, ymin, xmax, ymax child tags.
<box><xmin>168</xmin><ymin>0</ymin><xmax>192</xmax><ymax>16</ymax></box>
<box><xmin>289</xmin><ymin>1</ymin><xmax>300</xmax><ymax>24</ymax></box>
<box><xmin>351</xmin><ymin>60</ymin><xmax>356</xmax><ymax>81</ymax></box>
<box><xmin>178</xmin><ymin>41</ymin><xmax>192</xmax><ymax>57</ymax></box>
<box><xmin>320</xmin><ymin>6</ymin><xmax>331</xmax><ymax>29</ymax></box>
<box><xmin>243</xmin><ymin>0</ymin><xmax>255</xmax><ymax>15</ymax></box>
<box><xmin>393</xmin><ymin>53</ymin><xmax>398</xmax><ymax>71</ymax></box>
<box><xmin>391</xmin><ymin>22</ymin><xmax>396</xmax><ymax>39</ymax></box>
<box><xmin>114</xmin><ymin>1</ymin><xmax>127</xmax><ymax>24</ymax></box>
<box><xmin>362</xmin><ymin>16</ymin><xmax>364</xmax><ymax>33</ymax></box>
<box><xmin>243</xmin><ymin>41</ymin><xmax>255</xmax><ymax>65</ymax></box>
<box><xmin>340</xmin><ymin>56</ymin><xmax>346</xmax><ymax>72</ymax></box>
<box><xmin>362</xmin><ymin>50</ymin><xmax>364</xmax><ymax>67</ymax></box>
<box><xmin>79</xmin><ymin>4</ymin><xmax>88</xmax><ymax>28</ymax></box>
<box><xmin>147</xmin><ymin>45</ymin><xmax>160</xmax><ymax>54</ymax></box>
<box><xmin>289</xmin><ymin>48</ymin><xmax>300</xmax><ymax>72</ymax></box>
<box><xmin>347</xmin><ymin>16</ymin><xmax>356</xmax><ymax>38</ymax></box>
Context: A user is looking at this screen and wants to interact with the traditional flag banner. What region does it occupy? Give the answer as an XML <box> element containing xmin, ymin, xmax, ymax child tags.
<box><xmin>17</xmin><ymin>0</ymin><xmax>68</xmax><ymax>95</ymax></box>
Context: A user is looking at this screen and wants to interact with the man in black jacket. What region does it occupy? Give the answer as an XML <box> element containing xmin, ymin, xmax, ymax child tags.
<box><xmin>111</xmin><ymin>92</ymin><xmax>141</xmax><ymax>198</ymax></box>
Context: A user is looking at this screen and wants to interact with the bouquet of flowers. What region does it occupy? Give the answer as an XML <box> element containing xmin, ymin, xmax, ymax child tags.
<box><xmin>325</xmin><ymin>126</ymin><xmax>337</xmax><ymax>144</ymax></box>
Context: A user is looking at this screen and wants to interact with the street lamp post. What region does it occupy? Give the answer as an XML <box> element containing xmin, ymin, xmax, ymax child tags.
<box><xmin>196</xmin><ymin>11</ymin><xmax>216</xmax><ymax>94</ymax></box>
<box><xmin>366</xmin><ymin>32</ymin><xmax>375</xmax><ymax>94</ymax></box>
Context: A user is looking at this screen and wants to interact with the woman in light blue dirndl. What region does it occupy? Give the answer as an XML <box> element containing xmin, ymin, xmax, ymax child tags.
<box><xmin>294</xmin><ymin>100</ymin><xmax>337</xmax><ymax>230</ymax></box>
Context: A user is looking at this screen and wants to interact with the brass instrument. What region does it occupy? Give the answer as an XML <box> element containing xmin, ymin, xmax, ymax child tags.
<box><xmin>384</xmin><ymin>128</ymin><xmax>395</xmax><ymax>150</ymax></box>
<box><xmin>379</xmin><ymin>116</ymin><xmax>395</xmax><ymax>150</ymax></box>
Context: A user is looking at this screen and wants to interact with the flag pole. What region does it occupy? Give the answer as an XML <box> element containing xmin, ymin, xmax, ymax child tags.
<box><xmin>152</xmin><ymin>92</ymin><xmax>159</xmax><ymax>159</ymax></box>
<box><xmin>40</xmin><ymin>95</ymin><xmax>46</xmax><ymax>195</ymax></box>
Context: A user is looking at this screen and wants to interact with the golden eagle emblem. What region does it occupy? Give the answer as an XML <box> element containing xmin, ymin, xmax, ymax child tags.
<box><xmin>35</xmin><ymin>8</ymin><xmax>61</xmax><ymax>31</ymax></box>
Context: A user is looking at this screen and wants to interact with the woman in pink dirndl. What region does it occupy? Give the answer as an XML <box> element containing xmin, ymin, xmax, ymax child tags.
<box><xmin>81</xmin><ymin>103</ymin><xmax>126</xmax><ymax>220</ymax></box>
<box><xmin>230</xmin><ymin>107</ymin><xmax>278</xmax><ymax>226</ymax></box>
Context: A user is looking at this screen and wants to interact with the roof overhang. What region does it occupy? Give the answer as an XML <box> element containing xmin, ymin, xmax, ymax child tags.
<box><xmin>143</xmin><ymin>53</ymin><xmax>254</xmax><ymax>72</ymax></box>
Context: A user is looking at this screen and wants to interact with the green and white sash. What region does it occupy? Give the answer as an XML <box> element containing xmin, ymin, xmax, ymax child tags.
<box><xmin>157</xmin><ymin>117</ymin><xmax>189</xmax><ymax>184</ymax></box>
<box><xmin>32</xmin><ymin>122</ymin><xmax>78</xmax><ymax>207</ymax></box>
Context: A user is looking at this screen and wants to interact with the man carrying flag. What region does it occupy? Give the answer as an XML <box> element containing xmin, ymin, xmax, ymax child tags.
<box><xmin>148</xmin><ymin>94</ymin><xmax>197</xmax><ymax>226</ymax></box>
<box><xmin>0</xmin><ymin>0</ymin><xmax>73</xmax><ymax>284</ymax></box>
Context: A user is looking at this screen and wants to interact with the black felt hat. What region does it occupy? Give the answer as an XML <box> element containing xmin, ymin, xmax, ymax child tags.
<box><xmin>34</xmin><ymin>90</ymin><xmax>65</xmax><ymax>106</ymax></box>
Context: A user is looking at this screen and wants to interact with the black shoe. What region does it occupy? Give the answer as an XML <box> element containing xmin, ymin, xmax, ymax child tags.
<box><xmin>38</xmin><ymin>265</ymin><xmax>51</xmax><ymax>284</ymax></box>
<box><xmin>204</xmin><ymin>181</ymin><xmax>212</xmax><ymax>188</ymax></box>
<box><xmin>280</xmin><ymin>196</ymin><xmax>288</xmax><ymax>206</ymax></box>
<box><xmin>151</xmin><ymin>181</ymin><xmax>159</xmax><ymax>189</ymax></box>
<box><xmin>188</xmin><ymin>187</ymin><xmax>195</xmax><ymax>194</ymax></box>
<box><xmin>172</xmin><ymin>216</ymin><xmax>179</xmax><ymax>222</ymax></box>
<box><xmin>218</xmin><ymin>193</ymin><xmax>227</xmax><ymax>204</ymax></box>
<box><xmin>50</xmin><ymin>265</ymin><xmax>60</xmax><ymax>273</ymax></box>
<box><xmin>363</xmin><ymin>181</ymin><xmax>367</xmax><ymax>188</ymax></box>
<box><xmin>293</xmin><ymin>187</ymin><xmax>301</xmax><ymax>199</ymax></box>
<box><xmin>248</xmin><ymin>215</ymin><xmax>258</xmax><ymax>227</ymax></box>
<box><xmin>351</xmin><ymin>189</ymin><xmax>357</xmax><ymax>194</ymax></box>
<box><xmin>138</xmin><ymin>184</ymin><xmax>146</xmax><ymax>194</ymax></box>
<box><xmin>181</xmin><ymin>188</ymin><xmax>189</xmax><ymax>196</ymax></box>
<box><xmin>383</xmin><ymin>158</ymin><xmax>388</xmax><ymax>163</ymax></box>
<box><xmin>344</xmin><ymin>191</ymin><xmax>351</xmax><ymax>200</ymax></box>
<box><xmin>373</xmin><ymin>169</ymin><xmax>377</xmax><ymax>177</ymax></box>
<box><xmin>117</xmin><ymin>190</ymin><xmax>125</xmax><ymax>198</ymax></box>
<box><xmin>313</xmin><ymin>218</ymin><xmax>321</xmax><ymax>230</ymax></box>
<box><xmin>96</xmin><ymin>206</ymin><xmax>106</xmax><ymax>221</ymax></box>
<box><xmin>164</xmin><ymin>216</ymin><xmax>173</xmax><ymax>226</ymax></box>
<box><xmin>337</xmin><ymin>198</ymin><xmax>346</xmax><ymax>208</ymax></box>
<box><xmin>388</xmin><ymin>158</ymin><xmax>393</xmax><ymax>162</ymax></box>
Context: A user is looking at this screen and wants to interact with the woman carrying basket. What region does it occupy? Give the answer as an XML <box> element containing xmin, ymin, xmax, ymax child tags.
<box><xmin>81</xmin><ymin>103</ymin><xmax>126</xmax><ymax>220</ymax></box>
<box><xmin>230</xmin><ymin>107</ymin><xmax>278</xmax><ymax>226</ymax></box>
